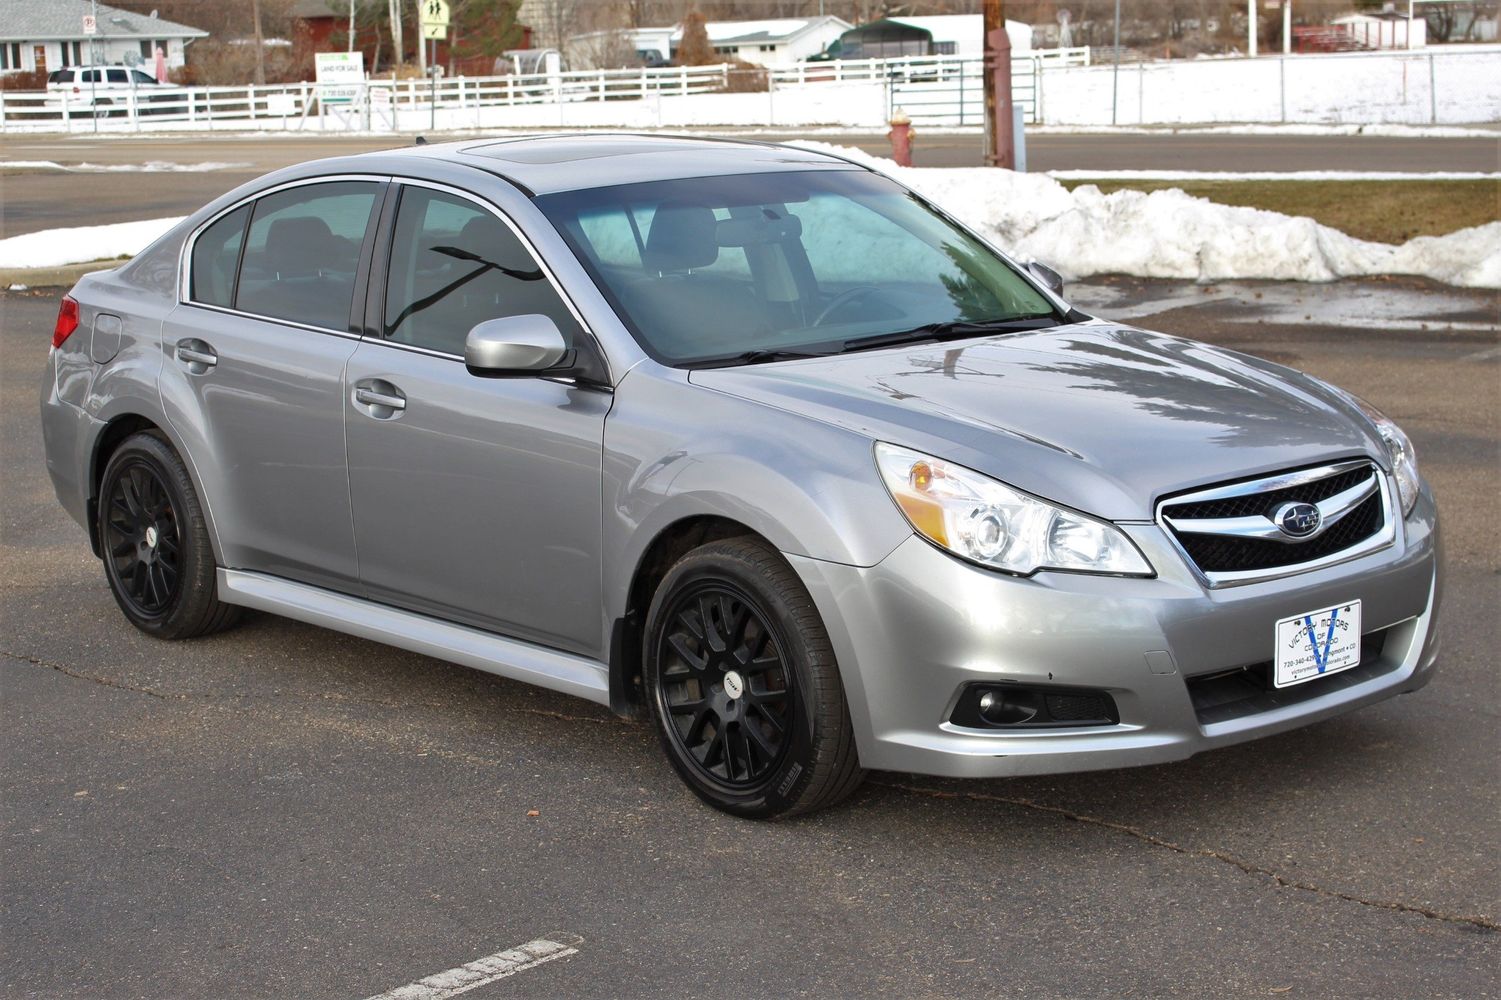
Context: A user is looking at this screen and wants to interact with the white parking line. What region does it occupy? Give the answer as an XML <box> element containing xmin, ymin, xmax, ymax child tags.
<box><xmin>360</xmin><ymin>936</ymin><xmax>581</xmax><ymax>1000</ymax></box>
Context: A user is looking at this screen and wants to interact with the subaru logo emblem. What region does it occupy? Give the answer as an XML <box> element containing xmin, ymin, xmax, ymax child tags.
<box><xmin>1274</xmin><ymin>502</ymin><xmax>1322</xmax><ymax>538</ymax></box>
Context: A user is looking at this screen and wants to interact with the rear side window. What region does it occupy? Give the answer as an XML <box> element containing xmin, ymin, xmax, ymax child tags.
<box><xmin>236</xmin><ymin>181</ymin><xmax>379</xmax><ymax>332</ymax></box>
<box><xmin>382</xmin><ymin>186</ymin><xmax>581</xmax><ymax>356</ymax></box>
<box><xmin>190</xmin><ymin>204</ymin><xmax>250</xmax><ymax>307</ymax></box>
<box><xmin>50</xmin><ymin>70</ymin><xmax>74</xmax><ymax>84</ymax></box>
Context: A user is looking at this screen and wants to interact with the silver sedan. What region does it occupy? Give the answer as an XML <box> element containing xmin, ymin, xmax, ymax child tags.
<box><xmin>39</xmin><ymin>135</ymin><xmax>1441</xmax><ymax>817</ymax></box>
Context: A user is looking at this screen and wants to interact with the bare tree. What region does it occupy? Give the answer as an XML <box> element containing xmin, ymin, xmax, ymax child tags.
<box><xmin>678</xmin><ymin>8</ymin><xmax>715</xmax><ymax>64</ymax></box>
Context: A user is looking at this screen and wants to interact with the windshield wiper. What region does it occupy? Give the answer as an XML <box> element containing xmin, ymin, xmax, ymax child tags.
<box><xmin>684</xmin><ymin>348</ymin><xmax>837</xmax><ymax>369</ymax></box>
<box><xmin>840</xmin><ymin>315</ymin><xmax>1060</xmax><ymax>353</ymax></box>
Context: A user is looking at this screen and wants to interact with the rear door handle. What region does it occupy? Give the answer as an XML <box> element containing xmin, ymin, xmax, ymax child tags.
<box><xmin>352</xmin><ymin>380</ymin><xmax>406</xmax><ymax>415</ymax></box>
<box><xmin>175</xmin><ymin>338</ymin><xmax>217</xmax><ymax>371</ymax></box>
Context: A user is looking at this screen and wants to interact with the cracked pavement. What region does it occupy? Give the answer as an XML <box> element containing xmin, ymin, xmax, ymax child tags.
<box><xmin>2</xmin><ymin>280</ymin><xmax>1497</xmax><ymax>999</ymax></box>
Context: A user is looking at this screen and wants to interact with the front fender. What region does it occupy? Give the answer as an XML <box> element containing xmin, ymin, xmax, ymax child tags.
<box><xmin>601</xmin><ymin>364</ymin><xmax>912</xmax><ymax>623</ymax></box>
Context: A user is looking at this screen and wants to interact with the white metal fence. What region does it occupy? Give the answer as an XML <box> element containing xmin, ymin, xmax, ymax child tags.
<box><xmin>0</xmin><ymin>51</ymin><xmax>1092</xmax><ymax>133</ymax></box>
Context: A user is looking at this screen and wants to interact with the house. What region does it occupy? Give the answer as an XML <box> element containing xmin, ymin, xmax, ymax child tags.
<box><xmin>820</xmin><ymin>15</ymin><xmax>1032</xmax><ymax>61</ymax></box>
<box><xmin>1331</xmin><ymin>9</ymin><xmax>1427</xmax><ymax>49</ymax></box>
<box><xmin>566</xmin><ymin>16</ymin><xmax>852</xmax><ymax>69</ymax></box>
<box><xmin>0</xmin><ymin>0</ymin><xmax>206</xmax><ymax>75</ymax></box>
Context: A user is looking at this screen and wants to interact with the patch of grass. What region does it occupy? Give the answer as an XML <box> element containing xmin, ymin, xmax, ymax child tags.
<box><xmin>1056</xmin><ymin>178</ymin><xmax>1500</xmax><ymax>245</ymax></box>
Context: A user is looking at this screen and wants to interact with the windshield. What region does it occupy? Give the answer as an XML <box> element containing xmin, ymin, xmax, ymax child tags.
<box><xmin>536</xmin><ymin>169</ymin><xmax>1058</xmax><ymax>366</ymax></box>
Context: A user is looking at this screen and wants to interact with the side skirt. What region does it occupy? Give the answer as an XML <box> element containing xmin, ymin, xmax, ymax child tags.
<box><xmin>216</xmin><ymin>569</ymin><xmax>611</xmax><ymax>706</ymax></box>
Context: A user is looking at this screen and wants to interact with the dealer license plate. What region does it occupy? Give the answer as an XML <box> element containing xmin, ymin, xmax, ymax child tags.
<box><xmin>1274</xmin><ymin>601</ymin><xmax>1362</xmax><ymax>688</ymax></box>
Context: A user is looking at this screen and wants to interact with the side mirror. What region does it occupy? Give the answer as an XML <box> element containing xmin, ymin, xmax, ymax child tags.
<box><xmin>1027</xmin><ymin>260</ymin><xmax>1065</xmax><ymax>297</ymax></box>
<box><xmin>464</xmin><ymin>314</ymin><xmax>569</xmax><ymax>376</ymax></box>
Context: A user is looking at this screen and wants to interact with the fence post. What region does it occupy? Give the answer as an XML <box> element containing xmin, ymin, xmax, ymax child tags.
<box><xmin>1138</xmin><ymin>60</ymin><xmax>1144</xmax><ymax>124</ymax></box>
<box><xmin>1280</xmin><ymin>57</ymin><xmax>1286</xmax><ymax>123</ymax></box>
<box><xmin>958</xmin><ymin>62</ymin><xmax>965</xmax><ymax>125</ymax></box>
<box><xmin>248</xmin><ymin>85</ymin><xmax>257</xmax><ymax>121</ymax></box>
<box><xmin>1428</xmin><ymin>52</ymin><xmax>1437</xmax><ymax>124</ymax></box>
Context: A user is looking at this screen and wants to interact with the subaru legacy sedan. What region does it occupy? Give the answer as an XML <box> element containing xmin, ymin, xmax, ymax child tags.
<box><xmin>40</xmin><ymin>135</ymin><xmax>1441</xmax><ymax>817</ymax></box>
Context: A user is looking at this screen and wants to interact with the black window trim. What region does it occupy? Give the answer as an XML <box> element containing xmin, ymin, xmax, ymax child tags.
<box><xmin>178</xmin><ymin>173</ymin><xmax>391</xmax><ymax>340</ymax></box>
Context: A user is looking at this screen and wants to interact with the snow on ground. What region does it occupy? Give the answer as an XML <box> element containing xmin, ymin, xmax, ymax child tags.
<box><xmin>1045</xmin><ymin>169</ymin><xmax>1501</xmax><ymax>182</ymax></box>
<box><xmin>0</xmin><ymin>160</ymin><xmax>250</xmax><ymax>173</ymax></box>
<box><xmin>795</xmin><ymin>142</ymin><xmax>1501</xmax><ymax>289</ymax></box>
<box><xmin>1029</xmin><ymin>123</ymin><xmax>1501</xmax><ymax>139</ymax></box>
<box><xmin>0</xmin><ymin>217</ymin><xmax>184</xmax><ymax>270</ymax></box>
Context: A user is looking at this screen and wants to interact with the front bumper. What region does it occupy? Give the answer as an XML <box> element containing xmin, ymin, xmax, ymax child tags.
<box><xmin>789</xmin><ymin>488</ymin><xmax>1442</xmax><ymax>779</ymax></box>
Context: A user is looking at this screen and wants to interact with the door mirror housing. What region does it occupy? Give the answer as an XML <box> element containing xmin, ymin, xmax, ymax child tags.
<box><xmin>1027</xmin><ymin>260</ymin><xmax>1065</xmax><ymax>297</ymax></box>
<box><xmin>464</xmin><ymin>315</ymin><xmax>570</xmax><ymax>376</ymax></box>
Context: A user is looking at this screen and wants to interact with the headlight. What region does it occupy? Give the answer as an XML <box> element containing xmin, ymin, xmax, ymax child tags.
<box><xmin>1352</xmin><ymin>398</ymin><xmax>1420</xmax><ymax>517</ymax></box>
<box><xmin>874</xmin><ymin>443</ymin><xmax>1153</xmax><ymax>577</ymax></box>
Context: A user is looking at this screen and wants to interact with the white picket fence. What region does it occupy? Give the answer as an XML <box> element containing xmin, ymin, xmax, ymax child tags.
<box><xmin>0</xmin><ymin>50</ymin><xmax>1092</xmax><ymax>133</ymax></box>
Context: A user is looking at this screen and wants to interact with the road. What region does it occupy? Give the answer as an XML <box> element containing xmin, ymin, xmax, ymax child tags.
<box><xmin>3</xmin><ymin>130</ymin><xmax>1497</xmax><ymax>237</ymax></box>
<box><xmin>2</xmin><ymin>273</ymin><xmax>1497</xmax><ymax>998</ymax></box>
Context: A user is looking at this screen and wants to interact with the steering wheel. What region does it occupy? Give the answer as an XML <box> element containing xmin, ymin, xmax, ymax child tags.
<box><xmin>812</xmin><ymin>285</ymin><xmax>887</xmax><ymax>327</ymax></box>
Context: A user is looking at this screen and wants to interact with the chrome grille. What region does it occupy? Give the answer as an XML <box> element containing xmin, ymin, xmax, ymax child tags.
<box><xmin>1157</xmin><ymin>460</ymin><xmax>1393</xmax><ymax>586</ymax></box>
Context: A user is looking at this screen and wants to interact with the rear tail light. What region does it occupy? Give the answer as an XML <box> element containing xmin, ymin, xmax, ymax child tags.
<box><xmin>53</xmin><ymin>296</ymin><xmax>80</xmax><ymax>349</ymax></box>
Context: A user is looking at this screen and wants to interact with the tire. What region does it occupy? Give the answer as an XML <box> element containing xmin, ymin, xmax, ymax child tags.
<box><xmin>643</xmin><ymin>536</ymin><xmax>864</xmax><ymax>818</ymax></box>
<box><xmin>97</xmin><ymin>431</ymin><xmax>240</xmax><ymax>640</ymax></box>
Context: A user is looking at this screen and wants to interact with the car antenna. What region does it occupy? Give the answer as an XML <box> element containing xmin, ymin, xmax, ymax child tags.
<box><xmin>414</xmin><ymin>135</ymin><xmax>428</xmax><ymax>145</ymax></box>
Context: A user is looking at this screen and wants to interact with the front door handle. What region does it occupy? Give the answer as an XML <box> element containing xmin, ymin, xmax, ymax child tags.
<box><xmin>175</xmin><ymin>338</ymin><xmax>217</xmax><ymax>372</ymax></box>
<box><xmin>352</xmin><ymin>380</ymin><xmax>406</xmax><ymax>416</ymax></box>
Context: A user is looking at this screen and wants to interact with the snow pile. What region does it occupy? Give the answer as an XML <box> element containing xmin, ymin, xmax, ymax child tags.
<box><xmin>0</xmin><ymin>217</ymin><xmax>184</xmax><ymax>270</ymax></box>
<box><xmin>794</xmin><ymin>142</ymin><xmax>1501</xmax><ymax>289</ymax></box>
<box><xmin>0</xmin><ymin>160</ymin><xmax>249</xmax><ymax>173</ymax></box>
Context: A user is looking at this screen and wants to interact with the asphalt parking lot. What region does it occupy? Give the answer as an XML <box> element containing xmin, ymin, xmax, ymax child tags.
<box><xmin>3</xmin><ymin>275</ymin><xmax>1497</xmax><ymax>999</ymax></box>
<box><xmin>2</xmin><ymin>131</ymin><xmax>1499</xmax><ymax>998</ymax></box>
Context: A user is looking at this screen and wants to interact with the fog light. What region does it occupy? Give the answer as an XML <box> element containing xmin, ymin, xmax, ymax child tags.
<box><xmin>977</xmin><ymin>689</ymin><xmax>1039</xmax><ymax>725</ymax></box>
<box><xmin>952</xmin><ymin>683</ymin><xmax>1120</xmax><ymax>730</ymax></box>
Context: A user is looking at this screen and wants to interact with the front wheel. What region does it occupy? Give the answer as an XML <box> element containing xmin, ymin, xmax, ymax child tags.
<box><xmin>644</xmin><ymin>537</ymin><xmax>864</xmax><ymax>818</ymax></box>
<box><xmin>98</xmin><ymin>432</ymin><xmax>240</xmax><ymax>639</ymax></box>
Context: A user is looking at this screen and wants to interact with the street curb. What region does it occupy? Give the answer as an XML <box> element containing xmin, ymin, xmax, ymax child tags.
<box><xmin>1</xmin><ymin>261</ymin><xmax>120</xmax><ymax>289</ymax></box>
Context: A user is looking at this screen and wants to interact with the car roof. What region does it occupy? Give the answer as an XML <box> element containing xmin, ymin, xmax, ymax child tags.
<box><xmin>377</xmin><ymin>132</ymin><xmax>866</xmax><ymax>196</ymax></box>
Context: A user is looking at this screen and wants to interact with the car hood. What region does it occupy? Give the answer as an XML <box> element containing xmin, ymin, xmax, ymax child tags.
<box><xmin>689</xmin><ymin>322</ymin><xmax>1386</xmax><ymax>521</ymax></box>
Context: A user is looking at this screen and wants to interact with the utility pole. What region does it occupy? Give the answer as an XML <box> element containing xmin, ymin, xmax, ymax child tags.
<box><xmin>349</xmin><ymin>0</ymin><xmax>356</xmax><ymax>53</ymax></box>
<box><xmin>1283</xmin><ymin>1</ymin><xmax>1292</xmax><ymax>54</ymax></box>
<box><xmin>1110</xmin><ymin>0</ymin><xmax>1120</xmax><ymax>125</ymax></box>
<box><xmin>982</xmin><ymin>0</ymin><xmax>1014</xmax><ymax>168</ymax></box>
<box><xmin>1247</xmin><ymin>0</ymin><xmax>1258</xmax><ymax>57</ymax></box>
<box><xmin>251</xmin><ymin>0</ymin><xmax>266</xmax><ymax>85</ymax></box>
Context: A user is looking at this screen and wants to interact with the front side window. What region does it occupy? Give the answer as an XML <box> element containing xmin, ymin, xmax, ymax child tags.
<box><xmin>537</xmin><ymin>169</ymin><xmax>1056</xmax><ymax>365</ymax></box>
<box><xmin>236</xmin><ymin>181</ymin><xmax>379</xmax><ymax>331</ymax></box>
<box><xmin>382</xmin><ymin>186</ymin><xmax>581</xmax><ymax>356</ymax></box>
<box><xmin>106</xmin><ymin>69</ymin><xmax>127</xmax><ymax>84</ymax></box>
<box><xmin>189</xmin><ymin>203</ymin><xmax>250</xmax><ymax>307</ymax></box>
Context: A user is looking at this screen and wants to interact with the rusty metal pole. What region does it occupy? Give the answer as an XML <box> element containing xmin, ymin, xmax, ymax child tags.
<box><xmin>983</xmin><ymin>0</ymin><xmax>1015</xmax><ymax>168</ymax></box>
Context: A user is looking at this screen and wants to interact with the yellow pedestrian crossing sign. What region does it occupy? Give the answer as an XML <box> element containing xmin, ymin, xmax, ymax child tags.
<box><xmin>421</xmin><ymin>0</ymin><xmax>450</xmax><ymax>28</ymax></box>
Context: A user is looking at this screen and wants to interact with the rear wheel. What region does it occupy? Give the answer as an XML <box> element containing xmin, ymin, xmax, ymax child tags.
<box><xmin>644</xmin><ymin>536</ymin><xmax>863</xmax><ymax>818</ymax></box>
<box><xmin>98</xmin><ymin>432</ymin><xmax>239</xmax><ymax>639</ymax></box>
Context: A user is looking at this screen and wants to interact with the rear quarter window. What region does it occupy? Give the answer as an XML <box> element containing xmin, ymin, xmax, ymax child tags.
<box><xmin>189</xmin><ymin>204</ymin><xmax>250</xmax><ymax>308</ymax></box>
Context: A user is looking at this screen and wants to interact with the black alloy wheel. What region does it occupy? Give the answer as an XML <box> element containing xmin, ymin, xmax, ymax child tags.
<box><xmin>103</xmin><ymin>459</ymin><xmax>182</xmax><ymax>618</ymax></box>
<box><xmin>655</xmin><ymin>582</ymin><xmax>795</xmax><ymax>787</ymax></box>
<box><xmin>644</xmin><ymin>536</ymin><xmax>864</xmax><ymax>818</ymax></box>
<box><xmin>97</xmin><ymin>431</ymin><xmax>240</xmax><ymax>639</ymax></box>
